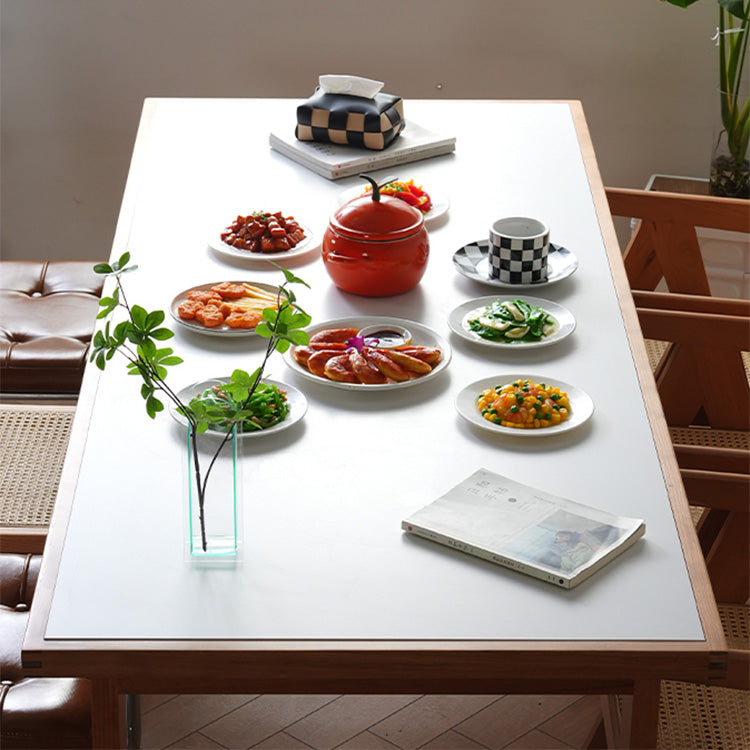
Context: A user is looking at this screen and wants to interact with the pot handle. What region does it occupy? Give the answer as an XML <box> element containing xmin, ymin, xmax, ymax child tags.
<box><xmin>358</xmin><ymin>173</ymin><xmax>397</xmax><ymax>203</ymax></box>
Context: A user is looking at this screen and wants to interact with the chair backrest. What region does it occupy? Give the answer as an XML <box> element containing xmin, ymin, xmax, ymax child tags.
<box><xmin>632</xmin><ymin>291</ymin><xmax>749</xmax><ymax>431</ymax></box>
<box><xmin>606</xmin><ymin>187</ymin><xmax>750</xmax><ymax>294</ymax></box>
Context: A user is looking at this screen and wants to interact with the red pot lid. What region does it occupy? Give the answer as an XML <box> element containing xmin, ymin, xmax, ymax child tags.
<box><xmin>330</xmin><ymin>193</ymin><xmax>424</xmax><ymax>242</ymax></box>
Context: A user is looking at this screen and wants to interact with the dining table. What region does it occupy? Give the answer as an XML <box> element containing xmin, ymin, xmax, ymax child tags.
<box><xmin>22</xmin><ymin>98</ymin><xmax>726</xmax><ymax>749</ymax></box>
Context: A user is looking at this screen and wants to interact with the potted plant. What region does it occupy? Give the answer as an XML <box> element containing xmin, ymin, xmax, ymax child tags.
<box><xmin>90</xmin><ymin>253</ymin><xmax>311</xmax><ymax>556</ymax></box>
<box><xmin>662</xmin><ymin>0</ymin><xmax>749</xmax><ymax>197</ymax></box>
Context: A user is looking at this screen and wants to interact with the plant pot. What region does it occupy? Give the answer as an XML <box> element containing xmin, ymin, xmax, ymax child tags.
<box><xmin>710</xmin><ymin>88</ymin><xmax>750</xmax><ymax>199</ymax></box>
<box><xmin>184</xmin><ymin>425</ymin><xmax>241</xmax><ymax>560</ymax></box>
<box><xmin>710</xmin><ymin>132</ymin><xmax>750</xmax><ymax>198</ymax></box>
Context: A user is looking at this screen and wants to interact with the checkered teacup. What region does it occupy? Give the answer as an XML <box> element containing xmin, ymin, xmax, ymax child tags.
<box><xmin>489</xmin><ymin>217</ymin><xmax>550</xmax><ymax>284</ymax></box>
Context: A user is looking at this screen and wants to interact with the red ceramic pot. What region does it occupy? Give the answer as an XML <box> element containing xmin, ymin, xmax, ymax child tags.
<box><xmin>322</xmin><ymin>187</ymin><xmax>429</xmax><ymax>297</ymax></box>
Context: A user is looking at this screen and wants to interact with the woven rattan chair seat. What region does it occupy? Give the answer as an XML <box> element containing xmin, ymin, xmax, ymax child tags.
<box><xmin>0</xmin><ymin>404</ymin><xmax>74</xmax><ymax>528</ymax></box>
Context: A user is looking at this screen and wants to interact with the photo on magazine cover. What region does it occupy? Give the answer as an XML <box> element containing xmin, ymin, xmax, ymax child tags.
<box><xmin>501</xmin><ymin>509</ymin><xmax>628</xmax><ymax>574</ymax></box>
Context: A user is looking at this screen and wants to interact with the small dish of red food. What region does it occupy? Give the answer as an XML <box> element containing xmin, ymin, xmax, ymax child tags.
<box><xmin>208</xmin><ymin>211</ymin><xmax>314</xmax><ymax>261</ymax></box>
<box><xmin>339</xmin><ymin>179</ymin><xmax>449</xmax><ymax>227</ymax></box>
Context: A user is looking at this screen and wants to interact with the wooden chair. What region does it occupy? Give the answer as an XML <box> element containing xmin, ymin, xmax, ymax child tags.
<box><xmin>605</xmin><ymin>187</ymin><xmax>750</xmax><ymax>295</ymax></box>
<box><xmin>606</xmin><ymin>188</ymin><xmax>750</xmax><ymax>748</ymax></box>
<box><xmin>632</xmin><ymin>290</ymin><xmax>750</xmax><ymax>603</ymax></box>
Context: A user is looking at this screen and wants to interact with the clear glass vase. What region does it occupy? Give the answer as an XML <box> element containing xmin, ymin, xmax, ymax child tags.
<box><xmin>185</xmin><ymin>425</ymin><xmax>241</xmax><ymax>560</ymax></box>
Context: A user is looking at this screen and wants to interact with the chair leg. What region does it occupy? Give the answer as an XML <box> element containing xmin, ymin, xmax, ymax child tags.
<box><xmin>126</xmin><ymin>694</ymin><xmax>141</xmax><ymax>749</ymax></box>
<box><xmin>706</xmin><ymin>511</ymin><xmax>750</xmax><ymax>603</ymax></box>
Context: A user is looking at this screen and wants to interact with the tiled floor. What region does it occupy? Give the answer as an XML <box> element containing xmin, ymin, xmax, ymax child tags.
<box><xmin>139</xmin><ymin>693</ymin><xmax>603</xmax><ymax>750</ymax></box>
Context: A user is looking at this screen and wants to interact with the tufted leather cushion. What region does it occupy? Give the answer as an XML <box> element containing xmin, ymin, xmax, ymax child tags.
<box><xmin>0</xmin><ymin>553</ymin><xmax>92</xmax><ymax>749</ymax></box>
<box><xmin>0</xmin><ymin>261</ymin><xmax>104</xmax><ymax>394</ymax></box>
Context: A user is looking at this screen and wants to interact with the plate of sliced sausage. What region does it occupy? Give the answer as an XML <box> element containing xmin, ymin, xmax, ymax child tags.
<box><xmin>284</xmin><ymin>316</ymin><xmax>451</xmax><ymax>390</ymax></box>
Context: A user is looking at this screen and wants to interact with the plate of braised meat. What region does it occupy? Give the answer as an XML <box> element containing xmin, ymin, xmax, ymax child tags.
<box><xmin>209</xmin><ymin>210</ymin><xmax>314</xmax><ymax>261</ymax></box>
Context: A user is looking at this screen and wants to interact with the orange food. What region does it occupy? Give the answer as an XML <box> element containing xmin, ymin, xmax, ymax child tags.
<box><xmin>477</xmin><ymin>379</ymin><xmax>571</xmax><ymax>429</ymax></box>
<box><xmin>211</xmin><ymin>282</ymin><xmax>250</xmax><ymax>300</ymax></box>
<box><xmin>225</xmin><ymin>311</ymin><xmax>262</xmax><ymax>329</ymax></box>
<box><xmin>194</xmin><ymin>306</ymin><xmax>224</xmax><ymax>327</ymax></box>
<box><xmin>294</xmin><ymin>328</ymin><xmax>442</xmax><ymax>385</ymax></box>
<box><xmin>177</xmin><ymin>282</ymin><xmax>279</xmax><ymax>331</ymax></box>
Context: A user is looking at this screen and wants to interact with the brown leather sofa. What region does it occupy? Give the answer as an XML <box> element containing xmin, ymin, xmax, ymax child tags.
<box><xmin>0</xmin><ymin>261</ymin><xmax>103</xmax><ymax>395</ymax></box>
<box><xmin>0</xmin><ymin>553</ymin><xmax>92</xmax><ymax>749</ymax></box>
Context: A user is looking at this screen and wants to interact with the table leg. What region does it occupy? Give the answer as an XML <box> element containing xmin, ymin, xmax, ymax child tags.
<box><xmin>628</xmin><ymin>679</ymin><xmax>661</xmax><ymax>749</ymax></box>
<box><xmin>91</xmin><ymin>678</ymin><xmax>122</xmax><ymax>749</ymax></box>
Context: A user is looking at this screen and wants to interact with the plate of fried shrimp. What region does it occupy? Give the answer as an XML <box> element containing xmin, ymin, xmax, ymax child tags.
<box><xmin>169</xmin><ymin>280</ymin><xmax>284</xmax><ymax>336</ymax></box>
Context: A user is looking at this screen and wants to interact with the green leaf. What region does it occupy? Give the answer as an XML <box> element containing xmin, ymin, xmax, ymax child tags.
<box><xmin>150</xmin><ymin>327</ymin><xmax>174</xmax><ymax>340</ymax></box>
<box><xmin>254</xmin><ymin>322</ymin><xmax>272</xmax><ymax>338</ymax></box>
<box><xmin>274</xmin><ymin>339</ymin><xmax>291</xmax><ymax>353</ymax></box>
<box><xmin>93</xmin><ymin>262</ymin><xmax>113</xmax><ymax>274</ymax></box>
<box><xmin>145</xmin><ymin>395</ymin><xmax>164</xmax><ymax>418</ymax></box>
<box><xmin>131</xmin><ymin>305</ymin><xmax>148</xmax><ymax>329</ymax></box>
<box><xmin>138</xmin><ymin>339</ymin><xmax>157</xmax><ymax>359</ymax></box>
<box><xmin>261</xmin><ymin>307</ymin><xmax>277</xmax><ymax>323</ymax></box>
<box><xmin>231</xmin><ymin>369</ymin><xmax>252</xmax><ymax>387</ymax></box>
<box><xmin>289</xmin><ymin>312</ymin><xmax>312</xmax><ymax>329</ymax></box>
<box><xmin>719</xmin><ymin>0</ymin><xmax>748</xmax><ymax>19</ymax></box>
<box><xmin>288</xmin><ymin>329</ymin><xmax>310</xmax><ymax>345</ymax></box>
<box><xmin>145</xmin><ymin>310</ymin><xmax>165</xmax><ymax>329</ymax></box>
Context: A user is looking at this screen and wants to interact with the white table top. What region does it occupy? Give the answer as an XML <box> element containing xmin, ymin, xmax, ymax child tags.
<box><xmin>41</xmin><ymin>99</ymin><xmax>704</xmax><ymax>643</ymax></box>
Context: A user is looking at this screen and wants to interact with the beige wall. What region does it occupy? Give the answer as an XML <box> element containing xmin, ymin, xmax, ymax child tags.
<box><xmin>1</xmin><ymin>0</ymin><xmax>715</xmax><ymax>261</ymax></box>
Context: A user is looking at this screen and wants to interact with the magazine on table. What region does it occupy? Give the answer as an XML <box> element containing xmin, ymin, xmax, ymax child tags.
<box><xmin>402</xmin><ymin>468</ymin><xmax>645</xmax><ymax>589</ymax></box>
<box><xmin>269</xmin><ymin>121</ymin><xmax>456</xmax><ymax>180</ymax></box>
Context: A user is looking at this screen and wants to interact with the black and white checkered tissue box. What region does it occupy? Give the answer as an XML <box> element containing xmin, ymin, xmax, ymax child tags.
<box><xmin>490</xmin><ymin>236</ymin><xmax>549</xmax><ymax>284</ymax></box>
<box><xmin>295</xmin><ymin>89</ymin><xmax>405</xmax><ymax>150</ymax></box>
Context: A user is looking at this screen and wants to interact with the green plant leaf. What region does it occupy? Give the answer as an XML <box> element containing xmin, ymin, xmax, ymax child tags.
<box><xmin>719</xmin><ymin>0</ymin><xmax>748</xmax><ymax>20</ymax></box>
<box><xmin>231</xmin><ymin>369</ymin><xmax>253</xmax><ymax>387</ymax></box>
<box><xmin>288</xmin><ymin>329</ymin><xmax>310</xmax><ymax>345</ymax></box>
<box><xmin>131</xmin><ymin>305</ymin><xmax>147</xmax><ymax>329</ymax></box>
<box><xmin>93</xmin><ymin>262</ymin><xmax>113</xmax><ymax>274</ymax></box>
<box><xmin>150</xmin><ymin>327</ymin><xmax>174</xmax><ymax>340</ymax></box>
<box><xmin>254</xmin><ymin>322</ymin><xmax>272</xmax><ymax>338</ymax></box>
<box><xmin>145</xmin><ymin>310</ymin><xmax>165</xmax><ymax>329</ymax></box>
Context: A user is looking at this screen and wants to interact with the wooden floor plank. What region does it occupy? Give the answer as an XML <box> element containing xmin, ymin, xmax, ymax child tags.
<box><xmin>201</xmin><ymin>695</ymin><xmax>338</xmax><ymax>749</ymax></box>
<box><xmin>455</xmin><ymin>695</ymin><xmax>580</xmax><ymax>750</ymax></box>
<box><xmin>286</xmin><ymin>695</ymin><xmax>421</xmax><ymax>749</ymax></box>
<box><xmin>369</xmin><ymin>695</ymin><xmax>501</xmax><ymax>750</ymax></box>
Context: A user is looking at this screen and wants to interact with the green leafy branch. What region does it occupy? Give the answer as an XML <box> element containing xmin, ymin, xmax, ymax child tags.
<box><xmin>90</xmin><ymin>253</ymin><xmax>311</xmax><ymax>551</ymax></box>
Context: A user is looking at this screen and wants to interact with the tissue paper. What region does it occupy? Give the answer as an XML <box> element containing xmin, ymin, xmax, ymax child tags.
<box><xmin>318</xmin><ymin>74</ymin><xmax>384</xmax><ymax>99</ymax></box>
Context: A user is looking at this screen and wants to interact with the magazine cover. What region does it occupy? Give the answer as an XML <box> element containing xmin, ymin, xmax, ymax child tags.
<box><xmin>402</xmin><ymin>468</ymin><xmax>645</xmax><ymax>588</ymax></box>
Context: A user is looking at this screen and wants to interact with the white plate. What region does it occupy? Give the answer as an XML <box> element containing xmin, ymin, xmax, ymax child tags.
<box><xmin>448</xmin><ymin>295</ymin><xmax>576</xmax><ymax>349</ymax></box>
<box><xmin>208</xmin><ymin>221</ymin><xmax>315</xmax><ymax>262</ymax></box>
<box><xmin>452</xmin><ymin>241</ymin><xmax>578</xmax><ymax>289</ymax></box>
<box><xmin>169</xmin><ymin>377</ymin><xmax>307</xmax><ymax>438</ymax></box>
<box><xmin>169</xmin><ymin>281</ymin><xmax>282</xmax><ymax>337</ymax></box>
<box><xmin>339</xmin><ymin>185</ymin><xmax>449</xmax><ymax>227</ymax></box>
<box><xmin>284</xmin><ymin>316</ymin><xmax>451</xmax><ymax>391</ymax></box>
<box><xmin>455</xmin><ymin>374</ymin><xmax>594</xmax><ymax>437</ymax></box>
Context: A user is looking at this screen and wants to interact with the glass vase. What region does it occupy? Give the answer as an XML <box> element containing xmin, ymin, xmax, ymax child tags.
<box><xmin>184</xmin><ymin>424</ymin><xmax>241</xmax><ymax>560</ymax></box>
